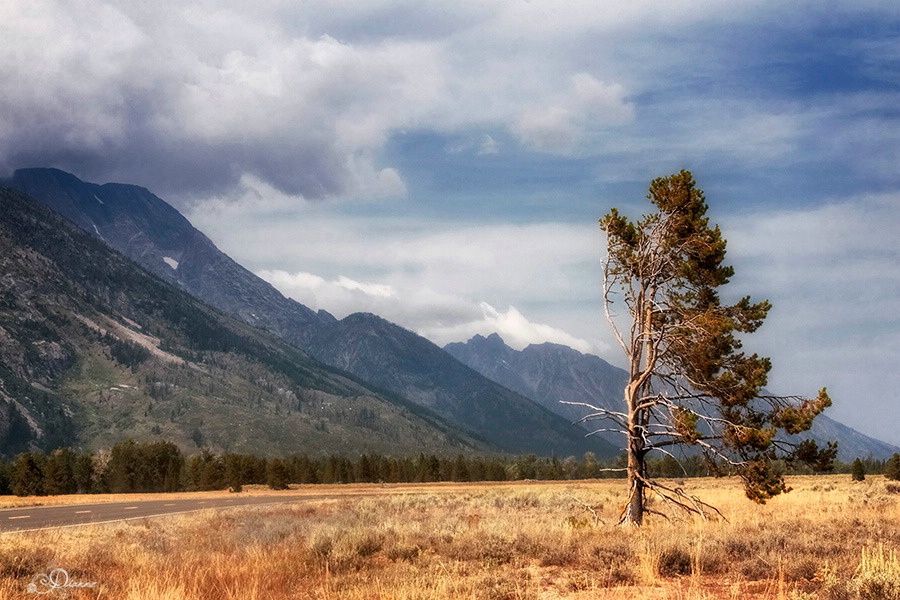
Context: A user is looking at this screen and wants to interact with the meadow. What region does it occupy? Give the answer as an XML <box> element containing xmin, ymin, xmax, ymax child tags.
<box><xmin>1</xmin><ymin>476</ymin><xmax>898</xmax><ymax>599</ymax></box>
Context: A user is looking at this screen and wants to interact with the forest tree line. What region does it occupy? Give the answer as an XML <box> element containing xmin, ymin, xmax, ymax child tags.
<box><xmin>0</xmin><ymin>440</ymin><xmax>892</xmax><ymax>497</ymax></box>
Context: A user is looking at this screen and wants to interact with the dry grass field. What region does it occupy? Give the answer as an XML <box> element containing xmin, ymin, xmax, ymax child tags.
<box><xmin>1</xmin><ymin>476</ymin><xmax>899</xmax><ymax>599</ymax></box>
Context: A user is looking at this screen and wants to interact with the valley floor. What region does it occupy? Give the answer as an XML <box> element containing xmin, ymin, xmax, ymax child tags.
<box><xmin>0</xmin><ymin>476</ymin><xmax>898</xmax><ymax>599</ymax></box>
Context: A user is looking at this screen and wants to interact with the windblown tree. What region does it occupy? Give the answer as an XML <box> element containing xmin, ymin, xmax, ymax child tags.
<box><xmin>576</xmin><ymin>170</ymin><xmax>835</xmax><ymax>526</ymax></box>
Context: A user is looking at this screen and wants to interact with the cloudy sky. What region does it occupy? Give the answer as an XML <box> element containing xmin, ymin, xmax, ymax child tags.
<box><xmin>2</xmin><ymin>1</ymin><xmax>899</xmax><ymax>444</ymax></box>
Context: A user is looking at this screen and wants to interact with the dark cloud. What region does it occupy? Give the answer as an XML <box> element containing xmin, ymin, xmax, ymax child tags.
<box><xmin>0</xmin><ymin>1</ymin><xmax>434</xmax><ymax>203</ymax></box>
<box><xmin>0</xmin><ymin>70</ymin><xmax>354</xmax><ymax>205</ymax></box>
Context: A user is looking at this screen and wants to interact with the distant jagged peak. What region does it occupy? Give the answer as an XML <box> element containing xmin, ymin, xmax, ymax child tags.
<box><xmin>453</xmin><ymin>332</ymin><xmax>589</xmax><ymax>361</ymax></box>
<box><xmin>445</xmin><ymin>332</ymin><xmax>512</xmax><ymax>358</ymax></box>
<box><xmin>472</xmin><ymin>332</ymin><xmax>508</xmax><ymax>348</ymax></box>
<box><xmin>522</xmin><ymin>339</ymin><xmax>585</xmax><ymax>355</ymax></box>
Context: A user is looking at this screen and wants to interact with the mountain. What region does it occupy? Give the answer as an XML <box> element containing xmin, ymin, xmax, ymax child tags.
<box><xmin>446</xmin><ymin>334</ymin><xmax>900</xmax><ymax>462</ymax></box>
<box><xmin>4</xmin><ymin>168</ymin><xmax>612</xmax><ymax>457</ymax></box>
<box><xmin>445</xmin><ymin>333</ymin><xmax>627</xmax><ymax>428</ymax></box>
<box><xmin>306</xmin><ymin>315</ymin><xmax>611</xmax><ymax>456</ymax></box>
<box><xmin>5</xmin><ymin>168</ymin><xmax>331</xmax><ymax>348</ymax></box>
<box><xmin>0</xmin><ymin>185</ymin><xmax>485</xmax><ymax>457</ymax></box>
<box><xmin>799</xmin><ymin>416</ymin><xmax>899</xmax><ymax>463</ymax></box>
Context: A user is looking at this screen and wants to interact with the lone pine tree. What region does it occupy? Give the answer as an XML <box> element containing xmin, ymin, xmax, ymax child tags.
<box><xmin>573</xmin><ymin>170</ymin><xmax>835</xmax><ymax>526</ymax></box>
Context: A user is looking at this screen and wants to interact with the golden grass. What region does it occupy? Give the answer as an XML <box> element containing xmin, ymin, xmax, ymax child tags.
<box><xmin>1</xmin><ymin>476</ymin><xmax>899</xmax><ymax>599</ymax></box>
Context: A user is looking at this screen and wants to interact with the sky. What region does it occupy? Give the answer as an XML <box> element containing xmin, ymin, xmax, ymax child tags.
<box><xmin>2</xmin><ymin>1</ymin><xmax>899</xmax><ymax>444</ymax></box>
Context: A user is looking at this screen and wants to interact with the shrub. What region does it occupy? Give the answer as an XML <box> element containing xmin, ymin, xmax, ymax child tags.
<box><xmin>447</xmin><ymin>533</ymin><xmax>515</xmax><ymax>564</ymax></box>
<box><xmin>787</xmin><ymin>558</ymin><xmax>820</xmax><ymax>582</ymax></box>
<box><xmin>386</xmin><ymin>544</ymin><xmax>420</xmax><ymax>562</ymax></box>
<box><xmin>353</xmin><ymin>532</ymin><xmax>384</xmax><ymax>557</ymax></box>
<box><xmin>852</xmin><ymin>458</ymin><xmax>866</xmax><ymax>482</ymax></box>
<box><xmin>853</xmin><ymin>545</ymin><xmax>900</xmax><ymax>600</ymax></box>
<box><xmin>658</xmin><ymin>547</ymin><xmax>693</xmax><ymax>577</ymax></box>
<box><xmin>309</xmin><ymin>532</ymin><xmax>334</xmax><ymax>559</ymax></box>
<box><xmin>587</xmin><ymin>538</ymin><xmax>636</xmax><ymax>585</ymax></box>
<box><xmin>816</xmin><ymin>564</ymin><xmax>851</xmax><ymax>600</ymax></box>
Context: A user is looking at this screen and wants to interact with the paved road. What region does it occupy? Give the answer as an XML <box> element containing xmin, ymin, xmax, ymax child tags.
<box><xmin>0</xmin><ymin>494</ymin><xmax>338</xmax><ymax>533</ymax></box>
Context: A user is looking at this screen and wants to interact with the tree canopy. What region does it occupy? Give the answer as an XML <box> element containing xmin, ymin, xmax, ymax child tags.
<box><xmin>574</xmin><ymin>170</ymin><xmax>835</xmax><ymax>525</ymax></box>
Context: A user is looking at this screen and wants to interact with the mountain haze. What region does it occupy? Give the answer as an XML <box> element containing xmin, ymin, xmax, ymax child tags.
<box><xmin>446</xmin><ymin>334</ymin><xmax>900</xmax><ymax>462</ymax></box>
<box><xmin>5</xmin><ymin>168</ymin><xmax>612</xmax><ymax>457</ymax></box>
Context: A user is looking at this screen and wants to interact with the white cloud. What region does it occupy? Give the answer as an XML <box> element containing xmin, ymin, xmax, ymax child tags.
<box><xmin>7</xmin><ymin>0</ymin><xmax>892</xmax><ymax>202</ymax></box>
<box><xmin>257</xmin><ymin>263</ymin><xmax>596</xmax><ymax>354</ymax></box>
<box><xmin>259</xmin><ymin>270</ymin><xmax>325</xmax><ymax>291</ymax></box>
<box><xmin>336</xmin><ymin>276</ymin><xmax>396</xmax><ymax>298</ymax></box>
<box><xmin>257</xmin><ymin>269</ymin><xmax>396</xmax><ymax>315</ymax></box>
<box><xmin>345</xmin><ymin>158</ymin><xmax>408</xmax><ymax>200</ymax></box>
<box><xmin>193</xmin><ymin>196</ymin><xmax>609</xmax><ymax>352</ymax></box>
<box><xmin>478</xmin><ymin>135</ymin><xmax>500</xmax><ymax>155</ymax></box>
<box><xmin>419</xmin><ymin>302</ymin><xmax>593</xmax><ymax>353</ymax></box>
<box><xmin>725</xmin><ymin>194</ymin><xmax>900</xmax><ymax>314</ymax></box>
<box><xmin>513</xmin><ymin>73</ymin><xmax>634</xmax><ymax>152</ymax></box>
<box><xmin>0</xmin><ymin>0</ymin><xmax>653</xmax><ymax>195</ymax></box>
<box><xmin>0</xmin><ymin>2</ymin><xmax>442</xmax><ymax>199</ymax></box>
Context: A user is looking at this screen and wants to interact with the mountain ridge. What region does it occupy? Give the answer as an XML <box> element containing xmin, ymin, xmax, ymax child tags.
<box><xmin>308</xmin><ymin>315</ymin><xmax>605</xmax><ymax>456</ymax></box>
<box><xmin>5</xmin><ymin>168</ymin><xmax>331</xmax><ymax>347</ymax></box>
<box><xmin>4</xmin><ymin>168</ymin><xmax>613</xmax><ymax>458</ymax></box>
<box><xmin>446</xmin><ymin>333</ymin><xmax>900</xmax><ymax>462</ymax></box>
<box><xmin>0</xmin><ymin>185</ymin><xmax>486</xmax><ymax>457</ymax></box>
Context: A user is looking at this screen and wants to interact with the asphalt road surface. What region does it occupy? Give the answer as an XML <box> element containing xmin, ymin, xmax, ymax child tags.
<box><xmin>0</xmin><ymin>493</ymin><xmax>339</xmax><ymax>533</ymax></box>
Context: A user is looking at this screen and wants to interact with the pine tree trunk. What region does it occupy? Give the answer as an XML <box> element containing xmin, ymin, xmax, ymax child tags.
<box><xmin>624</xmin><ymin>444</ymin><xmax>645</xmax><ymax>526</ymax></box>
<box><xmin>623</xmin><ymin>380</ymin><xmax>646</xmax><ymax>526</ymax></box>
<box><xmin>622</xmin><ymin>289</ymin><xmax>652</xmax><ymax>527</ymax></box>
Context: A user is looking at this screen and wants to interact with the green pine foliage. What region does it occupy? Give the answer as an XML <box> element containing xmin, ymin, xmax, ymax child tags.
<box><xmin>184</xmin><ymin>449</ymin><xmax>224</xmax><ymax>491</ymax></box>
<box><xmin>851</xmin><ymin>458</ymin><xmax>866</xmax><ymax>481</ymax></box>
<box><xmin>42</xmin><ymin>448</ymin><xmax>79</xmax><ymax>495</ymax></box>
<box><xmin>10</xmin><ymin>452</ymin><xmax>46</xmax><ymax>496</ymax></box>
<box><xmin>1</xmin><ymin>442</ymin><xmax>874</xmax><ymax>499</ymax></box>
<box><xmin>885</xmin><ymin>453</ymin><xmax>900</xmax><ymax>481</ymax></box>
<box><xmin>266</xmin><ymin>458</ymin><xmax>290</xmax><ymax>490</ymax></box>
<box><xmin>0</xmin><ymin>445</ymin><xmax>644</xmax><ymax>496</ymax></box>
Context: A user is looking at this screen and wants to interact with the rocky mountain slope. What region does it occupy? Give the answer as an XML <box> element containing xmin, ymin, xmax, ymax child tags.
<box><xmin>306</xmin><ymin>315</ymin><xmax>609</xmax><ymax>456</ymax></box>
<box><xmin>5</xmin><ymin>168</ymin><xmax>330</xmax><ymax>347</ymax></box>
<box><xmin>4</xmin><ymin>168</ymin><xmax>611</xmax><ymax>458</ymax></box>
<box><xmin>446</xmin><ymin>334</ymin><xmax>900</xmax><ymax>462</ymax></box>
<box><xmin>0</xmin><ymin>186</ymin><xmax>485</xmax><ymax>457</ymax></box>
<box><xmin>445</xmin><ymin>333</ymin><xmax>628</xmax><ymax>428</ymax></box>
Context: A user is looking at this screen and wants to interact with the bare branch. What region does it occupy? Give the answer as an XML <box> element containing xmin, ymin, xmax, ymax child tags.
<box><xmin>602</xmin><ymin>257</ymin><xmax>630</xmax><ymax>355</ymax></box>
<box><xmin>565</xmin><ymin>494</ymin><xmax>606</xmax><ymax>526</ymax></box>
